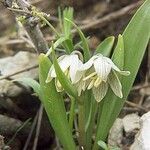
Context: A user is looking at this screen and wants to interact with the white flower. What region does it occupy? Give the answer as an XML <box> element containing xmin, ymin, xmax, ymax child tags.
<box><xmin>46</xmin><ymin>51</ymin><xmax>84</xmax><ymax>93</ymax></box>
<box><xmin>78</xmin><ymin>54</ymin><xmax>130</xmax><ymax>102</ymax></box>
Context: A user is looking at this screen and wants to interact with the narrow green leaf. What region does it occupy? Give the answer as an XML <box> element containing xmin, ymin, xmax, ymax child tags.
<box><xmin>14</xmin><ymin>78</ymin><xmax>41</xmax><ymax>98</ymax></box>
<box><xmin>51</xmin><ymin>44</ymin><xmax>78</xmax><ymax>98</ymax></box>
<box><xmin>58</xmin><ymin>7</ymin><xmax>63</xmax><ymax>32</ymax></box>
<box><xmin>46</xmin><ymin>37</ymin><xmax>67</xmax><ymax>56</ymax></box>
<box><xmin>38</xmin><ymin>11</ymin><xmax>73</xmax><ymax>54</ymax></box>
<box><xmin>93</xmin><ymin>35</ymin><xmax>125</xmax><ymax>150</ymax></box>
<box><xmin>39</xmin><ymin>54</ymin><xmax>76</xmax><ymax>150</ymax></box>
<box><xmin>93</xmin><ymin>1</ymin><xmax>150</xmax><ymax>149</ymax></box>
<box><xmin>85</xmin><ymin>95</ymin><xmax>97</xmax><ymax>150</ymax></box>
<box><xmin>96</xmin><ymin>36</ymin><xmax>115</xmax><ymax>57</ymax></box>
<box><xmin>63</xmin><ymin>7</ymin><xmax>74</xmax><ymax>38</ymax></box>
<box><xmin>97</xmin><ymin>140</ymin><xmax>108</xmax><ymax>150</ymax></box>
<box><xmin>112</xmin><ymin>34</ymin><xmax>124</xmax><ymax>69</ymax></box>
<box><xmin>85</xmin><ymin>96</ymin><xmax>97</xmax><ymax>132</ymax></box>
<box><xmin>63</xmin><ymin>38</ymin><xmax>74</xmax><ymax>52</ymax></box>
<box><xmin>65</xmin><ymin>18</ymin><xmax>91</xmax><ymax>61</ymax></box>
<box><xmin>62</xmin><ymin>7</ymin><xmax>74</xmax><ymax>53</ymax></box>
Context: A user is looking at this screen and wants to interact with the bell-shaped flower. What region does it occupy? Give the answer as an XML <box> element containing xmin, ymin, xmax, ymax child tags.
<box><xmin>78</xmin><ymin>53</ymin><xmax>130</xmax><ymax>102</ymax></box>
<box><xmin>46</xmin><ymin>51</ymin><xmax>84</xmax><ymax>94</ymax></box>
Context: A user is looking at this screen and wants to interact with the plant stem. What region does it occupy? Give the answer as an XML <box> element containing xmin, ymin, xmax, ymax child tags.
<box><xmin>78</xmin><ymin>99</ymin><xmax>85</xmax><ymax>149</ymax></box>
<box><xmin>36</xmin><ymin>13</ymin><xmax>60</xmax><ymax>37</ymax></box>
<box><xmin>36</xmin><ymin>13</ymin><xmax>72</xmax><ymax>54</ymax></box>
<box><xmin>92</xmin><ymin>100</ymin><xmax>105</xmax><ymax>150</ymax></box>
<box><xmin>69</xmin><ymin>97</ymin><xmax>75</xmax><ymax>131</ymax></box>
<box><xmin>85</xmin><ymin>99</ymin><xmax>97</xmax><ymax>150</ymax></box>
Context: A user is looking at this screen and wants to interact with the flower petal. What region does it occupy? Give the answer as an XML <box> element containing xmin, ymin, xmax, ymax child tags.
<box><xmin>59</xmin><ymin>55</ymin><xmax>71</xmax><ymax>72</ymax></box>
<box><xmin>55</xmin><ymin>79</ymin><xmax>64</xmax><ymax>92</ymax></box>
<box><xmin>48</xmin><ymin>55</ymin><xmax>70</xmax><ymax>79</ymax></box>
<box><xmin>108</xmin><ymin>71</ymin><xmax>123</xmax><ymax>98</ymax></box>
<box><xmin>78</xmin><ymin>55</ymin><xmax>98</xmax><ymax>71</ymax></box>
<box><xmin>118</xmin><ymin>70</ymin><xmax>130</xmax><ymax>76</ymax></box>
<box><xmin>104</xmin><ymin>57</ymin><xmax>120</xmax><ymax>71</ymax></box>
<box><xmin>75</xmin><ymin>79</ymin><xmax>85</xmax><ymax>96</ymax></box>
<box><xmin>49</xmin><ymin>65</ymin><xmax>56</xmax><ymax>77</ymax></box>
<box><xmin>57</xmin><ymin>55</ymin><xmax>67</xmax><ymax>62</ymax></box>
<box><xmin>71</xmin><ymin>50</ymin><xmax>83</xmax><ymax>61</ymax></box>
<box><xmin>46</xmin><ymin>65</ymin><xmax>55</xmax><ymax>83</ymax></box>
<box><xmin>70</xmin><ymin>55</ymin><xmax>84</xmax><ymax>83</ymax></box>
<box><xmin>45</xmin><ymin>74</ymin><xmax>53</xmax><ymax>83</ymax></box>
<box><xmin>104</xmin><ymin>57</ymin><xmax>130</xmax><ymax>76</ymax></box>
<box><xmin>94</xmin><ymin>56</ymin><xmax>112</xmax><ymax>81</ymax></box>
<box><xmin>92</xmin><ymin>82</ymin><xmax>108</xmax><ymax>102</ymax></box>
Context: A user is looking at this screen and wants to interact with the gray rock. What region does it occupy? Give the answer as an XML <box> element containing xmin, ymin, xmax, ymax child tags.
<box><xmin>123</xmin><ymin>113</ymin><xmax>140</xmax><ymax>133</ymax></box>
<box><xmin>0</xmin><ymin>51</ymin><xmax>38</xmax><ymax>97</ymax></box>
<box><xmin>108</xmin><ymin>118</ymin><xmax>123</xmax><ymax>147</ymax></box>
<box><xmin>130</xmin><ymin>112</ymin><xmax>150</xmax><ymax>150</ymax></box>
<box><xmin>0</xmin><ymin>135</ymin><xmax>4</xmax><ymax>149</ymax></box>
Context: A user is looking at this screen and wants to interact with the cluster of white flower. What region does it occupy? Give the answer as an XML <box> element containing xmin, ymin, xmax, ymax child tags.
<box><xmin>46</xmin><ymin>51</ymin><xmax>130</xmax><ymax>102</ymax></box>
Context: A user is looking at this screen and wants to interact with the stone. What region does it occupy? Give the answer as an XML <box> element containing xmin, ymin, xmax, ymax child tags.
<box><xmin>123</xmin><ymin>113</ymin><xmax>140</xmax><ymax>133</ymax></box>
<box><xmin>130</xmin><ymin>112</ymin><xmax>150</xmax><ymax>150</ymax></box>
<box><xmin>0</xmin><ymin>51</ymin><xmax>38</xmax><ymax>97</ymax></box>
<box><xmin>108</xmin><ymin>118</ymin><xmax>123</xmax><ymax>147</ymax></box>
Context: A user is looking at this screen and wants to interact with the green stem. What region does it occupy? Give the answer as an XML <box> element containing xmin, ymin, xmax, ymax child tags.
<box><xmin>36</xmin><ymin>13</ymin><xmax>60</xmax><ymax>37</ymax></box>
<box><xmin>69</xmin><ymin>97</ymin><xmax>76</xmax><ymax>131</ymax></box>
<box><xmin>85</xmin><ymin>99</ymin><xmax>98</xmax><ymax>150</ymax></box>
<box><xmin>78</xmin><ymin>100</ymin><xmax>85</xmax><ymax>149</ymax></box>
<box><xmin>92</xmin><ymin>100</ymin><xmax>104</xmax><ymax>150</ymax></box>
<box><xmin>36</xmin><ymin>13</ymin><xmax>72</xmax><ymax>54</ymax></box>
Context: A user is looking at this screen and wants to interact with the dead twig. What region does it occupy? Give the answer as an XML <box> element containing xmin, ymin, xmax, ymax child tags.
<box><xmin>3</xmin><ymin>0</ymin><xmax>49</xmax><ymax>53</ymax></box>
<box><xmin>0</xmin><ymin>114</ymin><xmax>30</xmax><ymax>136</ymax></box>
<box><xmin>125</xmin><ymin>100</ymin><xmax>149</xmax><ymax>112</ymax></box>
<box><xmin>132</xmin><ymin>84</ymin><xmax>150</xmax><ymax>91</ymax></box>
<box><xmin>76</xmin><ymin>1</ymin><xmax>143</xmax><ymax>32</ymax></box>
<box><xmin>1</xmin><ymin>1</ymin><xmax>143</xmax><ymax>49</ymax></box>
<box><xmin>32</xmin><ymin>104</ymin><xmax>43</xmax><ymax>150</ymax></box>
<box><xmin>0</xmin><ymin>64</ymin><xmax>38</xmax><ymax>81</ymax></box>
<box><xmin>23</xmin><ymin>111</ymin><xmax>39</xmax><ymax>150</ymax></box>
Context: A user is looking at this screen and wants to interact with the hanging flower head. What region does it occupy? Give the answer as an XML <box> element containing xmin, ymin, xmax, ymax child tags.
<box><xmin>78</xmin><ymin>53</ymin><xmax>130</xmax><ymax>102</ymax></box>
<box><xmin>46</xmin><ymin>51</ymin><xmax>84</xmax><ymax>93</ymax></box>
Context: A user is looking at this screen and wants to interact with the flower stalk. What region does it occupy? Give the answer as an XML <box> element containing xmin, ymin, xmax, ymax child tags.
<box><xmin>69</xmin><ymin>97</ymin><xmax>76</xmax><ymax>131</ymax></box>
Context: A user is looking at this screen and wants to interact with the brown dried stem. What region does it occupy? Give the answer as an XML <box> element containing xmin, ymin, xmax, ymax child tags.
<box><xmin>2</xmin><ymin>0</ymin><xmax>49</xmax><ymax>53</ymax></box>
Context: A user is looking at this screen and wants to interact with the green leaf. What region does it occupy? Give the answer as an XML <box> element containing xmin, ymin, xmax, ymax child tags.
<box><xmin>112</xmin><ymin>34</ymin><xmax>124</xmax><ymax>69</ymax></box>
<box><xmin>46</xmin><ymin>37</ymin><xmax>67</xmax><ymax>56</ymax></box>
<box><xmin>110</xmin><ymin>147</ymin><xmax>121</xmax><ymax>150</ymax></box>
<box><xmin>51</xmin><ymin>44</ymin><xmax>78</xmax><ymax>98</ymax></box>
<box><xmin>39</xmin><ymin>54</ymin><xmax>76</xmax><ymax>150</ymax></box>
<box><xmin>15</xmin><ymin>78</ymin><xmax>41</xmax><ymax>98</ymax></box>
<box><xmin>93</xmin><ymin>1</ymin><xmax>150</xmax><ymax>149</ymax></box>
<box><xmin>63</xmin><ymin>7</ymin><xmax>74</xmax><ymax>38</ymax></box>
<box><xmin>97</xmin><ymin>140</ymin><xmax>108</xmax><ymax>150</ymax></box>
<box><xmin>58</xmin><ymin>7</ymin><xmax>63</xmax><ymax>31</ymax></box>
<box><xmin>63</xmin><ymin>38</ymin><xmax>74</xmax><ymax>52</ymax></box>
<box><xmin>96</xmin><ymin>36</ymin><xmax>115</xmax><ymax>57</ymax></box>
<box><xmin>65</xmin><ymin>18</ymin><xmax>91</xmax><ymax>61</ymax></box>
<box><xmin>62</xmin><ymin>7</ymin><xmax>74</xmax><ymax>53</ymax></box>
<box><xmin>85</xmin><ymin>94</ymin><xmax>97</xmax><ymax>150</ymax></box>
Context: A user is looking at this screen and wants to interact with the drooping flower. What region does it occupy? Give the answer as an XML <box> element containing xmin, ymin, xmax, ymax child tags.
<box><xmin>78</xmin><ymin>53</ymin><xmax>130</xmax><ymax>102</ymax></box>
<box><xmin>46</xmin><ymin>51</ymin><xmax>84</xmax><ymax>94</ymax></box>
